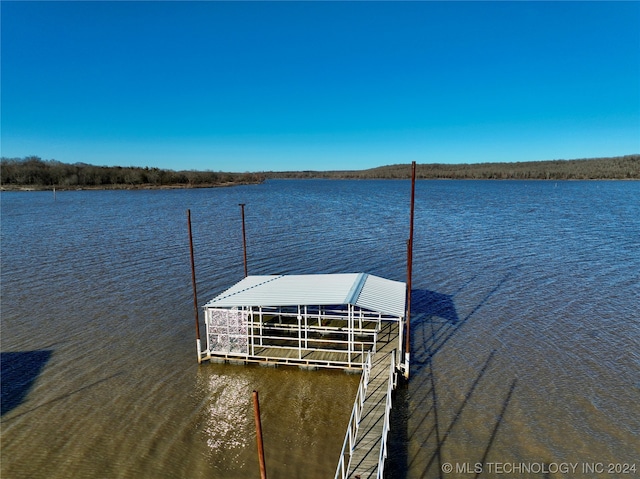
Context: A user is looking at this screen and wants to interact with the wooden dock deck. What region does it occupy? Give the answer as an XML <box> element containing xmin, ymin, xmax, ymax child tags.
<box><xmin>205</xmin><ymin>319</ymin><xmax>401</xmax><ymax>372</ymax></box>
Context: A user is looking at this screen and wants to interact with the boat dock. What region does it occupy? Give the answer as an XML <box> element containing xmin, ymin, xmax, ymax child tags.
<box><xmin>196</xmin><ymin>273</ymin><xmax>406</xmax><ymax>477</ymax></box>
<box><xmin>186</xmin><ymin>163</ymin><xmax>417</xmax><ymax>478</ymax></box>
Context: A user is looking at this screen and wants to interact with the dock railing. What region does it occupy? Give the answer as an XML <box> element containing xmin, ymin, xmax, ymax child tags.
<box><xmin>334</xmin><ymin>351</ymin><xmax>372</xmax><ymax>479</ymax></box>
<box><xmin>376</xmin><ymin>350</ymin><xmax>396</xmax><ymax>479</ymax></box>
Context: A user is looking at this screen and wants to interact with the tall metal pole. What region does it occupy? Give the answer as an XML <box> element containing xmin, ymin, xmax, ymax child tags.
<box><xmin>239</xmin><ymin>203</ymin><xmax>248</xmax><ymax>277</ymax></box>
<box><xmin>253</xmin><ymin>390</ymin><xmax>268</xmax><ymax>479</ymax></box>
<box><xmin>187</xmin><ymin>209</ymin><xmax>202</xmax><ymax>363</ymax></box>
<box><xmin>405</xmin><ymin>161</ymin><xmax>416</xmax><ymax>379</ymax></box>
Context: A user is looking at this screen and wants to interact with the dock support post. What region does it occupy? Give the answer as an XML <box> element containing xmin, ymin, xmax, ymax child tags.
<box><xmin>187</xmin><ymin>209</ymin><xmax>202</xmax><ymax>363</ymax></box>
<box><xmin>253</xmin><ymin>390</ymin><xmax>268</xmax><ymax>479</ymax></box>
<box><xmin>297</xmin><ymin>312</ymin><xmax>302</xmax><ymax>360</ymax></box>
<box><xmin>239</xmin><ymin>203</ymin><xmax>248</xmax><ymax>277</ymax></box>
<box><xmin>404</xmin><ymin>161</ymin><xmax>416</xmax><ymax>379</ymax></box>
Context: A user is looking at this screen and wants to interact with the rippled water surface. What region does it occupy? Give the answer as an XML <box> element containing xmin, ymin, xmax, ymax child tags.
<box><xmin>2</xmin><ymin>180</ymin><xmax>638</xmax><ymax>478</ymax></box>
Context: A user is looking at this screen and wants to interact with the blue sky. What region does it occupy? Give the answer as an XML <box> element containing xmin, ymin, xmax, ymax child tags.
<box><xmin>2</xmin><ymin>1</ymin><xmax>639</xmax><ymax>172</ymax></box>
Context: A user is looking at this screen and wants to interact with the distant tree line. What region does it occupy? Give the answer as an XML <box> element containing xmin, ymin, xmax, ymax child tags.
<box><xmin>0</xmin><ymin>156</ymin><xmax>265</xmax><ymax>189</ymax></box>
<box><xmin>2</xmin><ymin>154</ymin><xmax>638</xmax><ymax>190</ymax></box>
<box><xmin>264</xmin><ymin>155</ymin><xmax>640</xmax><ymax>180</ymax></box>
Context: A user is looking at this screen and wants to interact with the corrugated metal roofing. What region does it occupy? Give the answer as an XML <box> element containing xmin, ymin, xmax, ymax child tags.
<box><xmin>204</xmin><ymin>273</ymin><xmax>406</xmax><ymax>318</ymax></box>
<box><xmin>357</xmin><ymin>274</ymin><xmax>407</xmax><ymax>320</ymax></box>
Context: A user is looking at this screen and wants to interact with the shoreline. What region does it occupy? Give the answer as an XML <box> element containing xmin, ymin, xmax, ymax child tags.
<box><xmin>0</xmin><ymin>180</ymin><xmax>263</xmax><ymax>192</ymax></box>
<box><xmin>2</xmin><ymin>178</ymin><xmax>638</xmax><ymax>192</ymax></box>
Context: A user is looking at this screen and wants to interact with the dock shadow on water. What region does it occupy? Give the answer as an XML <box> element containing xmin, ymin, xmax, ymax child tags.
<box><xmin>1</xmin><ymin>350</ymin><xmax>53</xmax><ymax>416</ymax></box>
<box><xmin>386</xmin><ymin>272</ymin><xmax>519</xmax><ymax>479</ymax></box>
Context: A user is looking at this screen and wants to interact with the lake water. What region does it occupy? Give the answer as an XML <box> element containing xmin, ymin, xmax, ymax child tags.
<box><xmin>1</xmin><ymin>179</ymin><xmax>638</xmax><ymax>478</ymax></box>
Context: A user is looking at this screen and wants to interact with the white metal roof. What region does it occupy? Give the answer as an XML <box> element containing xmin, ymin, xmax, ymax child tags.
<box><xmin>204</xmin><ymin>273</ymin><xmax>406</xmax><ymax>318</ymax></box>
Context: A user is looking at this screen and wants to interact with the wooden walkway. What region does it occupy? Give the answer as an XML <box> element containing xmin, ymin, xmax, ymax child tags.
<box><xmin>335</xmin><ymin>322</ymin><xmax>399</xmax><ymax>479</ymax></box>
<box><xmin>347</xmin><ymin>350</ymin><xmax>395</xmax><ymax>478</ymax></box>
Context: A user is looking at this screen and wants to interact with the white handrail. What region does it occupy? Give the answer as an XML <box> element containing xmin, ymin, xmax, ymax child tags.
<box><xmin>334</xmin><ymin>351</ymin><xmax>372</xmax><ymax>479</ymax></box>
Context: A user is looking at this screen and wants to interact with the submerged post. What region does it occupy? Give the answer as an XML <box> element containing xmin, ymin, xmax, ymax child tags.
<box><xmin>239</xmin><ymin>203</ymin><xmax>248</xmax><ymax>277</ymax></box>
<box><xmin>405</xmin><ymin>161</ymin><xmax>416</xmax><ymax>379</ymax></box>
<box><xmin>253</xmin><ymin>390</ymin><xmax>268</xmax><ymax>479</ymax></box>
<box><xmin>187</xmin><ymin>209</ymin><xmax>202</xmax><ymax>363</ymax></box>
